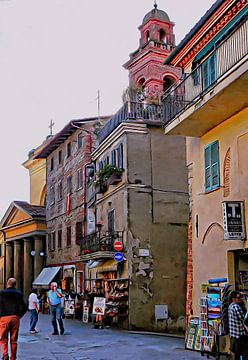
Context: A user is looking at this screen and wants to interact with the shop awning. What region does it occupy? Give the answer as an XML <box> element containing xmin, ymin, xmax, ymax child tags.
<box><xmin>97</xmin><ymin>259</ymin><xmax>118</xmax><ymax>273</ymax></box>
<box><xmin>33</xmin><ymin>266</ymin><xmax>61</xmax><ymax>288</ymax></box>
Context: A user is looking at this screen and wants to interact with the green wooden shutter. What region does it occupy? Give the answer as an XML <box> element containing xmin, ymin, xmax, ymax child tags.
<box><xmin>204</xmin><ymin>141</ymin><xmax>220</xmax><ymax>191</ymax></box>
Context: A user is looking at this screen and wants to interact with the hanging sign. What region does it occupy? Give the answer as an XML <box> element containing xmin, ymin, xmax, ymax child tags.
<box><xmin>222</xmin><ymin>201</ymin><xmax>246</xmax><ymax>240</ymax></box>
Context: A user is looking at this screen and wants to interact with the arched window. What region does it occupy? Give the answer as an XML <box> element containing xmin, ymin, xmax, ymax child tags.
<box><xmin>145</xmin><ymin>30</ymin><xmax>150</xmax><ymax>42</ymax></box>
<box><xmin>159</xmin><ymin>29</ymin><xmax>166</xmax><ymax>43</ymax></box>
<box><xmin>163</xmin><ymin>77</ymin><xmax>174</xmax><ymax>92</ymax></box>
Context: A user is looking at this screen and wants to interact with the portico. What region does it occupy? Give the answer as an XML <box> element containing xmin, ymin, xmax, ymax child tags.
<box><xmin>0</xmin><ymin>201</ymin><xmax>46</xmax><ymax>298</ymax></box>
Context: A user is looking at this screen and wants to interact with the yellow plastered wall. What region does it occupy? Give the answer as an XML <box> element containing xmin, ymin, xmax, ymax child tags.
<box><xmin>187</xmin><ymin>107</ymin><xmax>248</xmax><ymax>315</ymax></box>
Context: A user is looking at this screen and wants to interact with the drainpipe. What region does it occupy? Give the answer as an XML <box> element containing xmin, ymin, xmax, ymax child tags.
<box><xmin>0</xmin><ymin>229</ymin><xmax>6</xmax><ymax>288</ymax></box>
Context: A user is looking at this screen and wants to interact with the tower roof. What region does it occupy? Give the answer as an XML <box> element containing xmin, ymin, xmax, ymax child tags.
<box><xmin>142</xmin><ymin>6</ymin><xmax>170</xmax><ymax>25</ymax></box>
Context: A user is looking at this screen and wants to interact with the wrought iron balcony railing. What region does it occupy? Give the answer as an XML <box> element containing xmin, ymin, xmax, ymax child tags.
<box><xmin>162</xmin><ymin>17</ymin><xmax>248</xmax><ymax>125</ymax></box>
<box><xmin>80</xmin><ymin>231</ymin><xmax>124</xmax><ymax>253</ymax></box>
<box><xmin>98</xmin><ymin>101</ymin><xmax>162</xmax><ymax>143</ymax></box>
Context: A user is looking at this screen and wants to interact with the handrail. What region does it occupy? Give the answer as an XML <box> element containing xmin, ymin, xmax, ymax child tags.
<box><xmin>162</xmin><ymin>17</ymin><xmax>248</xmax><ymax>125</ymax></box>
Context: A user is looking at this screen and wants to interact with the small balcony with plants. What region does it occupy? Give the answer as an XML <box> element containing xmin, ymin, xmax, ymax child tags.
<box><xmin>94</xmin><ymin>164</ymin><xmax>124</xmax><ymax>194</ymax></box>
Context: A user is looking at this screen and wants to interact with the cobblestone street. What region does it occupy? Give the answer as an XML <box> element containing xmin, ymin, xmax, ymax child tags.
<box><xmin>14</xmin><ymin>313</ymin><xmax>203</xmax><ymax>360</ymax></box>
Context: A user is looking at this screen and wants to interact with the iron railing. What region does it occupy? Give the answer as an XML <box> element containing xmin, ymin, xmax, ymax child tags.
<box><xmin>162</xmin><ymin>17</ymin><xmax>248</xmax><ymax>125</ymax></box>
<box><xmin>80</xmin><ymin>231</ymin><xmax>124</xmax><ymax>253</ymax></box>
<box><xmin>98</xmin><ymin>101</ymin><xmax>162</xmax><ymax>143</ymax></box>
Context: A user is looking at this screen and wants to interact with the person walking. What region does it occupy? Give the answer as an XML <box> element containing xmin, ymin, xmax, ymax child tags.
<box><xmin>47</xmin><ymin>282</ymin><xmax>64</xmax><ymax>335</ymax></box>
<box><xmin>28</xmin><ymin>288</ymin><xmax>39</xmax><ymax>334</ymax></box>
<box><xmin>228</xmin><ymin>291</ymin><xmax>248</xmax><ymax>360</ymax></box>
<box><xmin>0</xmin><ymin>277</ymin><xmax>26</xmax><ymax>360</ymax></box>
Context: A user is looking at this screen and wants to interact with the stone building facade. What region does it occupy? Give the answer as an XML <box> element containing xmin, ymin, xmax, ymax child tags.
<box><xmin>35</xmin><ymin>117</ymin><xmax>109</xmax><ymax>292</ymax></box>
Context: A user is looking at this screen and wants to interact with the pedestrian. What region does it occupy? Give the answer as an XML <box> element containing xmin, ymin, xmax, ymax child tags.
<box><xmin>28</xmin><ymin>288</ymin><xmax>39</xmax><ymax>334</ymax></box>
<box><xmin>47</xmin><ymin>282</ymin><xmax>64</xmax><ymax>335</ymax></box>
<box><xmin>0</xmin><ymin>277</ymin><xmax>26</xmax><ymax>360</ymax></box>
<box><xmin>228</xmin><ymin>290</ymin><xmax>248</xmax><ymax>360</ymax></box>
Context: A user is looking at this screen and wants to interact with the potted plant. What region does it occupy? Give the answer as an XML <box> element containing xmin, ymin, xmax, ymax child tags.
<box><xmin>94</xmin><ymin>164</ymin><xmax>123</xmax><ymax>191</ymax></box>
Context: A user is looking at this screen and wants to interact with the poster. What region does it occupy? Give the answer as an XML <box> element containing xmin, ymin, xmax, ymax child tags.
<box><xmin>185</xmin><ymin>318</ymin><xmax>199</xmax><ymax>350</ymax></box>
<box><xmin>64</xmin><ymin>299</ymin><xmax>75</xmax><ymax>316</ymax></box>
<box><xmin>83</xmin><ymin>306</ymin><xmax>89</xmax><ymax>323</ymax></box>
<box><xmin>92</xmin><ymin>297</ymin><xmax>106</xmax><ymax>316</ymax></box>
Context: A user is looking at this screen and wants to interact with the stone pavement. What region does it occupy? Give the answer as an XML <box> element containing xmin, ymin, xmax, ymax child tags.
<box><xmin>14</xmin><ymin>313</ymin><xmax>203</xmax><ymax>360</ymax></box>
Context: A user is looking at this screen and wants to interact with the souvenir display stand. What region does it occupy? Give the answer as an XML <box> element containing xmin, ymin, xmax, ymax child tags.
<box><xmin>86</xmin><ymin>277</ymin><xmax>129</xmax><ymax>329</ymax></box>
<box><xmin>186</xmin><ymin>278</ymin><xmax>232</xmax><ymax>359</ymax></box>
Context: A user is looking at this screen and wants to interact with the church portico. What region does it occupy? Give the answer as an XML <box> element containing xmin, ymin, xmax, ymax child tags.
<box><xmin>0</xmin><ymin>201</ymin><xmax>46</xmax><ymax>297</ymax></box>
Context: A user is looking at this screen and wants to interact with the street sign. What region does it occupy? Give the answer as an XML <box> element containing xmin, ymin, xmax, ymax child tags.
<box><xmin>114</xmin><ymin>252</ymin><xmax>124</xmax><ymax>262</ymax></box>
<box><xmin>114</xmin><ymin>240</ymin><xmax>123</xmax><ymax>252</ymax></box>
<box><xmin>222</xmin><ymin>201</ymin><xmax>246</xmax><ymax>240</ymax></box>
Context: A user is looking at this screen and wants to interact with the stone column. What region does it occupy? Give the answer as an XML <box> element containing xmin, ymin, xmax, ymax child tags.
<box><xmin>34</xmin><ymin>236</ymin><xmax>44</xmax><ymax>278</ymax></box>
<box><xmin>23</xmin><ymin>238</ymin><xmax>33</xmax><ymax>298</ymax></box>
<box><xmin>5</xmin><ymin>242</ymin><xmax>13</xmax><ymax>283</ymax></box>
<box><xmin>14</xmin><ymin>240</ymin><xmax>22</xmax><ymax>291</ymax></box>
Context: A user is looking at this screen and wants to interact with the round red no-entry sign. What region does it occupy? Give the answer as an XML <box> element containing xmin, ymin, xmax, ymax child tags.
<box><xmin>114</xmin><ymin>240</ymin><xmax>123</xmax><ymax>252</ymax></box>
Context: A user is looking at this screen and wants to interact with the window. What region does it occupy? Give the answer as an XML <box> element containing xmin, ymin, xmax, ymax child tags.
<box><xmin>117</xmin><ymin>143</ymin><xmax>123</xmax><ymax>169</ymax></box>
<box><xmin>58</xmin><ymin>229</ymin><xmax>62</xmax><ymax>249</ymax></box>
<box><xmin>77</xmin><ymin>168</ymin><xmax>83</xmax><ymax>190</ymax></box>
<box><xmin>67</xmin><ymin>142</ymin><xmax>71</xmax><ymax>158</ymax></box>
<box><xmin>47</xmin><ymin>233</ymin><xmax>51</xmax><ymax>252</ymax></box>
<box><xmin>78</xmin><ymin>133</ymin><xmax>83</xmax><ymax>149</ymax></box>
<box><xmin>50</xmin><ymin>157</ymin><xmax>54</xmax><ymax>172</ymax></box>
<box><xmin>67</xmin><ymin>226</ymin><xmax>71</xmax><ymax>247</ymax></box>
<box><xmin>99</xmin><ymin>161</ymin><xmax>103</xmax><ymax>171</ymax></box>
<box><xmin>204</xmin><ymin>141</ymin><xmax>220</xmax><ymax>192</ymax></box>
<box><xmin>57</xmin><ymin>181</ymin><xmax>62</xmax><ymax>201</ymax></box>
<box><xmin>67</xmin><ymin>175</ymin><xmax>72</xmax><ymax>194</ymax></box>
<box><xmin>0</xmin><ymin>243</ymin><xmax>2</xmax><ymax>257</ymax></box>
<box><xmin>111</xmin><ymin>150</ymin><xmax>116</xmax><ymax>167</ymax></box>
<box><xmin>202</xmin><ymin>53</ymin><xmax>216</xmax><ymax>91</ymax></box>
<box><xmin>51</xmin><ymin>232</ymin><xmax>56</xmax><ymax>251</ymax></box>
<box><xmin>58</xmin><ymin>150</ymin><xmax>62</xmax><ymax>165</ymax></box>
<box><xmin>108</xmin><ymin>209</ymin><xmax>115</xmax><ymax>235</ymax></box>
<box><xmin>50</xmin><ymin>186</ymin><xmax>55</xmax><ymax>205</ymax></box>
<box><xmin>76</xmin><ymin>222</ymin><xmax>83</xmax><ymax>245</ymax></box>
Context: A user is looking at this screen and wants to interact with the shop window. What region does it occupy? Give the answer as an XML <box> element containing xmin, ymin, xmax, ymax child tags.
<box><xmin>235</xmin><ymin>251</ymin><xmax>248</xmax><ymax>291</ymax></box>
<box><xmin>50</xmin><ymin>186</ymin><xmax>55</xmax><ymax>205</ymax></box>
<box><xmin>67</xmin><ymin>226</ymin><xmax>71</xmax><ymax>247</ymax></box>
<box><xmin>67</xmin><ymin>175</ymin><xmax>72</xmax><ymax>194</ymax></box>
<box><xmin>204</xmin><ymin>141</ymin><xmax>220</xmax><ymax>192</ymax></box>
<box><xmin>77</xmin><ymin>168</ymin><xmax>83</xmax><ymax>190</ymax></box>
<box><xmin>117</xmin><ymin>143</ymin><xmax>123</xmax><ymax>169</ymax></box>
<box><xmin>58</xmin><ymin>229</ymin><xmax>62</xmax><ymax>249</ymax></box>
<box><xmin>78</xmin><ymin>133</ymin><xmax>83</xmax><ymax>149</ymax></box>
<box><xmin>58</xmin><ymin>150</ymin><xmax>62</xmax><ymax>165</ymax></box>
<box><xmin>57</xmin><ymin>181</ymin><xmax>62</xmax><ymax>201</ymax></box>
<box><xmin>108</xmin><ymin>209</ymin><xmax>115</xmax><ymax>235</ymax></box>
<box><xmin>67</xmin><ymin>142</ymin><xmax>71</xmax><ymax>158</ymax></box>
<box><xmin>50</xmin><ymin>157</ymin><xmax>54</xmax><ymax>172</ymax></box>
<box><xmin>76</xmin><ymin>222</ymin><xmax>83</xmax><ymax>245</ymax></box>
<box><xmin>202</xmin><ymin>52</ymin><xmax>216</xmax><ymax>92</ymax></box>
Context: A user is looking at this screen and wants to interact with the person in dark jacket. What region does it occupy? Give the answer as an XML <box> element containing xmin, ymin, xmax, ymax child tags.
<box><xmin>0</xmin><ymin>278</ymin><xmax>26</xmax><ymax>360</ymax></box>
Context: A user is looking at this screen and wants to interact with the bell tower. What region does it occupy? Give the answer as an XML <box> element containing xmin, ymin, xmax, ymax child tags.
<box><xmin>123</xmin><ymin>3</ymin><xmax>181</xmax><ymax>101</ymax></box>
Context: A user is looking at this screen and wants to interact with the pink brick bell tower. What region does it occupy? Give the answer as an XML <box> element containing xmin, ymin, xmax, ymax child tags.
<box><xmin>123</xmin><ymin>2</ymin><xmax>181</xmax><ymax>101</ymax></box>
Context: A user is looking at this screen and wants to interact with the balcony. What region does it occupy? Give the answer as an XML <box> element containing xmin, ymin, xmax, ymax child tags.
<box><xmin>162</xmin><ymin>18</ymin><xmax>248</xmax><ymax>137</ymax></box>
<box><xmin>80</xmin><ymin>231</ymin><xmax>124</xmax><ymax>261</ymax></box>
<box><xmin>98</xmin><ymin>101</ymin><xmax>162</xmax><ymax>143</ymax></box>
